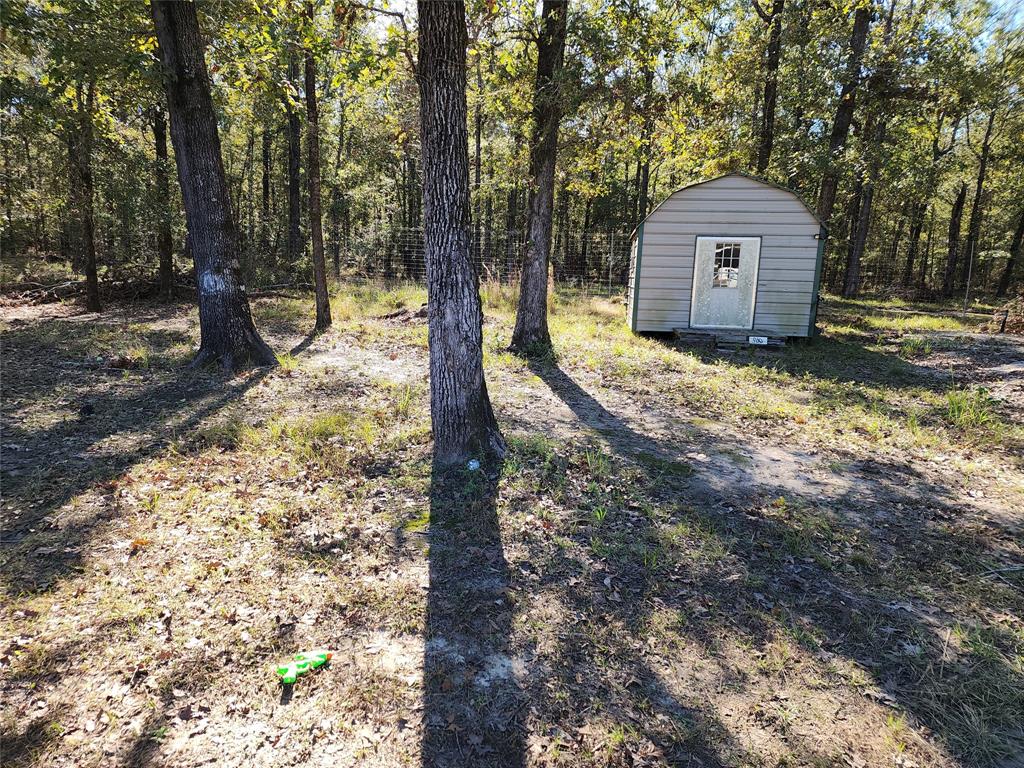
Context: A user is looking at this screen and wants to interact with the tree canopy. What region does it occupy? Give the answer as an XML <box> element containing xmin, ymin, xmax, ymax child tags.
<box><xmin>1</xmin><ymin>0</ymin><xmax>1022</xmax><ymax>300</ymax></box>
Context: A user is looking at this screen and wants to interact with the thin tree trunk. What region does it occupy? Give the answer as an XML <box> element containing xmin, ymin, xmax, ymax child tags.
<box><xmin>943</xmin><ymin>182</ymin><xmax>966</xmax><ymax>297</ymax></box>
<box><xmin>416</xmin><ymin>0</ymin><xmax>504</xmax><ymax>467</ymax></box>
<box><xmin>261</xmin><ymin>127</ymin><xmax>271</xmax><ymax>253</ymax></box>
<box><xmin>636</xmin><ymin>64</ymin><xmax>654</xmax><ymax>222</ymax></box>
<box><xmin>997</xmin><ymin>207</ymin><xmax>1024</xmax><ymax>297</ymax></box>
<box><xmin>632</xmin><ymin>158</ymin><xmax>642</xmax><ymax>224</ymax></box>
<box><xmin>961</xmin><ymin>109</ymin><xmax>995</xmax><ymax>289</ymax></box>
<box><xmin>473</xmin><ymin>54</ymin><xmax>483</xmax><ymax>266</ymax></box>
<box><xmin>73</xmin><ymin>80</ymin><xmax>101</xmax><ymax>312</ymax></box>
<box><xmin>511</xmin><ymin>0</ymin><xmax>567</xmax><ymax>352</ymax></box>
<box><xmin>581</xmin><ymin>196</ymin><xmax>592</xmax><ymax>280</ymax></box>
<box><xmin>844</xmin><ymin>117</ymin><xmax>885</xmax><ymax>298</ymax></box>
<box><xmin>553</xmin><ymin>188</ymin><xmax>568</xmax><ymax>280</ymax></box>
<box><xmin>920</xmin><ymin>204</ymin><xmax>934</xmax><ymax>290</ymax></box>
<box><xmin>65</xmin><ymin>134</ymin><xmax>82</xmax><ymax>269</ymax></box>
<box><xmin>504</xmin><ymin>185</ymin><xmax>518</xmax><ymax>275</ymax></box>
<box><xmin>816</xmin><ymin>4</ymin><xmax>871</xmax><ymax>230</ymax></box>
<box><xmin>845</xmin><ymin>193</ymin><xmax>872</xmax><ymax>298</ymax></box>
<box><xmin>304</xmin><ymin>1</ymin><xmax>331</xmax><ymax>332</ymax></box>
<box><xmin>151</xmin><ymin>0</ymin><xmax>275</xmax><ymax>371</ymax></box>
<box><xmin>902</xmin><ymin>202</ymin><xmax>924</xmax><ymax>288</ymax></box>
<box><xmin>285</xmin><ymin>54</ymin><xmax>302</xmax><ymax>267</ymax></box>
<box><xmin>755</xmin><ymin>0</ymin><xmax>784</xmax><ymax>175</ymax></box>
<box><xmin>484</xmin><ymin>145</ymin><xmax>494</xmax><ymax>267</ymax></box>
<box><xmin>153</xmin><ymin>105</ymin><xmax>175</xmax><ymax>299</ymax></box>
<box><xmin>331</xmin><ymin>97</ymin><xmax>345</xmax><ymax>277</ymax></box>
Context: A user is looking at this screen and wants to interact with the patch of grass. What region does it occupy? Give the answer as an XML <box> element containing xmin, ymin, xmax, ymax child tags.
<box><xmin>275</xmin><ymin>351</ymin><xmax>300</xmax><ymax>371</ymax></box>
<box><xmin>899</xmin><ymin>336</ymin><xmax>933</xmax><ymax>358</ymax></box>
<box><xmin>180</xmin><ymin>415</ymin><xmax>252</xmax><ymax>451</ymax></box>
<box><xmin>583</xmin><ymin>446</ymin><xmax>611</xmax><ymax>480</ymax></box>
<box><xmin>944</xmin><ymin>387</ymin><xmax>997</xmax><ymax>431</ymax></box>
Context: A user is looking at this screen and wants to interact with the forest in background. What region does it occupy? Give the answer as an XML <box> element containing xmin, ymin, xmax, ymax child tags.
<box><xmin>1</xmin><ymin>0</ymin><xmax>1023</xmax><ymax>304</ymax></box>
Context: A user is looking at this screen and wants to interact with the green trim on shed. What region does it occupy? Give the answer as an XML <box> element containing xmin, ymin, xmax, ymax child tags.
<box><xmin>630</xmin><ymin>223</ymin><xmax>645</xmax><ymax>332</ymax></box>
<box><xmin>808</xmin><ymin>225</ymin><xmax>827</xmax><ymax>336</ymax></box>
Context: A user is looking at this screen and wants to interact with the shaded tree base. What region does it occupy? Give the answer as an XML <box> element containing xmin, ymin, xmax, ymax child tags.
<box><xmin>188</xmin><ymin>335</ymin><xmax>277</xmax><ymax>374</ymax></box>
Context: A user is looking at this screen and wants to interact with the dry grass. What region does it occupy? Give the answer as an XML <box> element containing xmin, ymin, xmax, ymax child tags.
<box><xmin>1</xmin><ymin>284</ymin><xmax>1022</xmax><ymax>767</ymax></box>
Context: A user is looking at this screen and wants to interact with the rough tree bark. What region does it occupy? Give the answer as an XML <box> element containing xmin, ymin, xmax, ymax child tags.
<box><xmin>304</xmin><ymin>1</ymin><xmax>331</xmax><ymax>332</ymax></box>
<box><xmin>996</xmin><ymin>207</ymin><xmax>1024</xmax><ymax>297</ymax></box>
<box><xmin>417</xmin><ymin>0</ymin><xmax>504</xmax><ymax>467</ymax></box>
<box><xmin>942</xmin><ymin>181</ymin><xmax>967</xmax><ymax>297</ymax></box>
<box><xmin>816</xmin><ymin>4</ymin><xmax>871</xmax><ymax>230</ymax></box>
<box><xmin>150</xmin><ymin>0</ymin><xmax>276</xmax><ymax>371</ymax></box>
<box><xmin>285</xmin><ymin>54</ymin><xmax>302</xmax><ymax>267</ymax></box>
<box><xmin>152</xmin><ymin>105</ymin><xmax>175</xmax><ymax>299</ymax></box>
<box><xmin>961</xmin><ymin>108</ymin><xmax>995</xmax><ymax>290</ymax></box>
<box><xmin>70</xmin><ymin>80</ymin><xmax>101</xmax><ymax>312</ymax></box>
<box><xmin>754</xmin><ymin>0</ymin><xmax>784</xmax><ymax>175</ymax></box>
<box><xmin>511</xmin><ymin>0</ymin><xmax>567</xmax><ymax>353</ymax></box>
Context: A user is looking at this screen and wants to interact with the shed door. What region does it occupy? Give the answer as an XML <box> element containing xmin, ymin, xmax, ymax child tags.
<box><xmin>690</xmin><ymin>236</ymin><xmax>761</xmax><ymax>330</ymax></box>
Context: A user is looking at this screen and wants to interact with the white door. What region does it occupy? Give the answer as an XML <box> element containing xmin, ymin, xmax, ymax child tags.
<box><xmin>690</xmin><ymin>236</ymin><xmax>761</xmax><ymax>330</ymax></box>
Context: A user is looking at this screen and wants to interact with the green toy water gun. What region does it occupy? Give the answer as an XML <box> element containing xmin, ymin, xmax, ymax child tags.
<box><xmin>276</xmin><ymin>649</ymin><xmax>333</xmax><ymax>684</ymax></box>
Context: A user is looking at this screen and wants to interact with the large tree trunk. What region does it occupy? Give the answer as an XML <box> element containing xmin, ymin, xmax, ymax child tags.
<box><xmin>815</xmin><ymin>5</ymin><xmax>870</xmax><ymax>230</ymax></box>
<box><xmin>755</xmin><ymin>0</ymin><xmax>784</xmax><ymax>175</ymax></box>
<box><xmin>150</xmin><ymin>0</ymin><xmax>275</xmax><ymax>371</ymax></box>
<box><xmin>417</xmin><ymin>0</ymin><xmax>504</xmax><ymax>467</ymax></box>
<box><xmin>997</xmin><ymin>207</ymin><xmax>1024</xmax><ymax>297</ymax></box>
<box><xmin>961</xmin><ymin>108</ymin><xmax>995</xmax><ymax>289</ymax></box>
<box><xmin>71</xmin><ymin>80</ymin><xmax>101</xmax><ymax>312</ymax></box>
<box><xmin>942</xmin><ymin>181</ymin><xmax>967</xmax><ymax>297</ymax></box>
<box><xmin>511</xmin><ymin>0</ymin><xmax>567</xmax><ymax>353</ymax></box>
<box><xmin>304</xmin><ymin>2</ymin><xmax>331</xmax><ymax>332</ymax></box>
<box><xmin>285</xmin><ymin>54</ymin><xmax>302</xmax><ymax>268</ymax></box>
<box><xmin>153</xmin><ymin>105</ymin><xmax>175</xmax><ymax>299</ymax></box>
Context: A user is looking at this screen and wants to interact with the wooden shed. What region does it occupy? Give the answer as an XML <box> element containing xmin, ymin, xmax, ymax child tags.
<box><xmin>626</xmin><ymin>172</ymin><xmax>826</xmax><ymax>339</ymax></box>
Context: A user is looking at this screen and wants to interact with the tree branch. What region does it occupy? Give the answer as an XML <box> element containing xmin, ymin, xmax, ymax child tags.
<box><xmin>348</xmin><ymin>2</ymin><xmax>416</xmax><ymax>75</ymax></box>
<box><xmin>752</xmin><ymin>0</ymin><xmax>772</xmax><ymax>24</ymax></box>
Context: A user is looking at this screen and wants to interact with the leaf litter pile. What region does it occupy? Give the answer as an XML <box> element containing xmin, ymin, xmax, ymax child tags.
<box><xmin>2</xmin><ymin>288</ymin><xmax>1023</xmax><ymax>767</ymax></box>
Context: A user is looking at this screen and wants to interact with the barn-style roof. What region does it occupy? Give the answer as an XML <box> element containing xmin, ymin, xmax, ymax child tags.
<box><xmin>630</xmin><ymin>171</ymin><xmax>826</xmax><ymax>239</ymax></box>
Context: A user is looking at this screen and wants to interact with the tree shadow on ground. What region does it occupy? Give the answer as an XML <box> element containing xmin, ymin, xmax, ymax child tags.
<box><xmin>526</xmin><ymin>357</ymin><xmax>1023</xmax><ymax>765</ymax></box>
<box><xmin>422</xmin><ymin>465</ymin><xmax>525</xmax><ymax>767</ymax></box>
<box><xmin>654</xmin><ymin>332</ymin><xmax>947</xmax><ymax>394</ymax></box>
<box><xmin>1</xmin><ymin>324</ymin><xmax>274</xmax><ymax>595</ymax></box>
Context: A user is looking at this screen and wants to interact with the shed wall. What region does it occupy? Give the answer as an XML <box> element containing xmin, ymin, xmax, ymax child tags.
<box><xmin>632</xmin><ymin>175</ymin><xmax>821</xmax><ymax>336</ymax></box>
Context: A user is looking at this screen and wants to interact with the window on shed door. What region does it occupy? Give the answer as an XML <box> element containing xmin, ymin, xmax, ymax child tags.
<box><xmin>713</xmin><ymin>242</ymin><xmax>741</xmax><ymax>288</ymax></box>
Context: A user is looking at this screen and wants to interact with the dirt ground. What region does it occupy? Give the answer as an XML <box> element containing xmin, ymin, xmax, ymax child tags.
<box><xmin>2</xmin><ymin>286</ymin><xmax>1022</xmax><ymax>768</ymax></box>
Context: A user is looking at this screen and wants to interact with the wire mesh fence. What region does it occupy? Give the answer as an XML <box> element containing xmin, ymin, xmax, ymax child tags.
<box><xmin>332</xmin><ymin>226</ymin><xmax>634</xmax><ymax>294</ymax></box>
